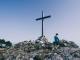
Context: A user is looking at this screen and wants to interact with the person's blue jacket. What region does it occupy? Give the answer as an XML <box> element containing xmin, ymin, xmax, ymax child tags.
<box><xmin>54</xmin><ymin>35</ymin><xmax>59</xmax><ymax>43</ymax></box>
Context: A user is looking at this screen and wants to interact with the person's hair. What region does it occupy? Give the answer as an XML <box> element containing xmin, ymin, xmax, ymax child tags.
<box><xmin>56</xmin><ymin>33</ymin><xmax>58</xmax><ymax>35</ymax></box>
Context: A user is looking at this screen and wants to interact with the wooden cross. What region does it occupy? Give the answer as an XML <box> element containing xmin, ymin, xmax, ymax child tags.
<box><xmin>36</xmin><ymin>11</ymin><xmax>51</xmax><ymax>37</ymax></box>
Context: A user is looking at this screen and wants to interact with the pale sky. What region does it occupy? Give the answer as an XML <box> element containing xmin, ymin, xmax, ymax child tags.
<box><xmin>0</xmin><ymin>0</ymin><xmax>80</xmax><ymax>46</ymax></box>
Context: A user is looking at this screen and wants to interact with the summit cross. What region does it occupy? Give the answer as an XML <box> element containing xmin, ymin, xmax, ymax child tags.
<box><xmin>36</xmin><ymin>11</ymin><xmax>51</xmax><ymax>37</ymax></box>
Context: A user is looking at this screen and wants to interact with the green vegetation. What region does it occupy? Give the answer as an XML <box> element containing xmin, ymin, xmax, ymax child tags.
<box><xmin>0</xmin><ymin>39</ymin><xmax>12</xmax><ymax>48</ymax></box>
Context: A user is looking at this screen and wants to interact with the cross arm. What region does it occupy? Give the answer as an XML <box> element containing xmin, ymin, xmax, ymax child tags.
<box><xmin>43</xmin><ymin>15</ymin><xmax>51</xmax><ymax>19</ymax></box>
<box><xmin>36</xmin><ymin>17</ymin><xmax>43</xmax><ymax>21</ymax></box>
<box><xmin>36</xmin><ymin>15</ymin><xmax>51</xmax><ymax>21</ymax></box>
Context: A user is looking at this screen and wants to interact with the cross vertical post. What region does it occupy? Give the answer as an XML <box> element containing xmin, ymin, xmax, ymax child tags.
<box><xmin>42</xmin><ymin>11</ymin><xmax>43</xmax><ymax>37</ymax></box>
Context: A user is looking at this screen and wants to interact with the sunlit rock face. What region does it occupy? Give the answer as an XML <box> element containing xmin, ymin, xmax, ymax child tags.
<box><xmin>1</xmin><ymin>37</ymin><xmax>80</xmax><ymax>60</ymax></box>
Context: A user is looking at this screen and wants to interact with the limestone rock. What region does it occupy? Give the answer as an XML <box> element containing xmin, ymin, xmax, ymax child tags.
<box><xmin>1</xmin><ymin>38</ymin><xmax>80</xmax><ymax>60</ymax></box>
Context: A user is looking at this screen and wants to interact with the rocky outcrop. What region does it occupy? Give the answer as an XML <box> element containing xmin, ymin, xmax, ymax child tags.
<box><xmin>1</xmin><ymin>36</ymin><xmax>80</xmax><ymax>60</ymax></box>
